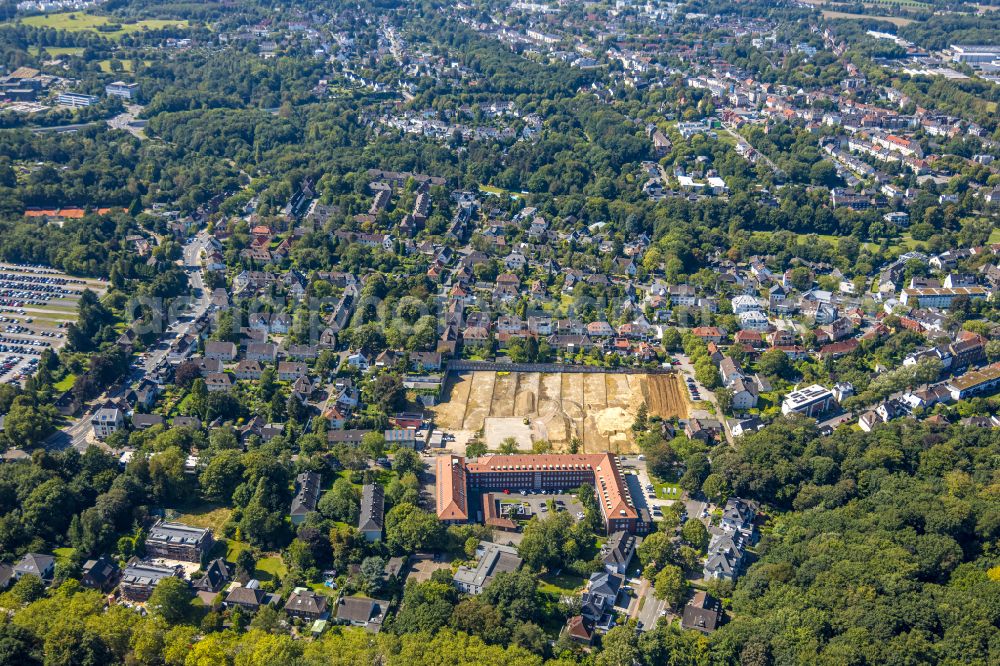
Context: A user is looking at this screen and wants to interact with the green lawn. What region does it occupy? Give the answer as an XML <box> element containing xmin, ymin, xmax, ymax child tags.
<box><xmin>479</xmin><ymin>184</ymin><xmax>523</xmax><ymax>199</ymax></box>
<box><xmin>751</xmin><ymin>229</ymin><xmax>926</xmax><ymax>255</ymax></box>
<box><xmin>175</xmin><ymin>392</ymin><xmax>194</xmax><ymax>411</ymax></box>
<box><xmin>99</xmin><ymin>59</ymin><xmax>141</xmax><ymax>73</ymax></box>
<box><xmin>28</xmin><ymin>46</ymin><xmax>85</xmax><ymax>57</ymax></box>
<box><xmin>17</xmin><ymin>13</ymin><xmax>188</xmax><ymax>39</ymax></box>
<box><xmin>224</xmin><ymin>539</ymin><xmax>247</xmax><ymax>561</ymax></box>
<box><xmin>53</xmin><ymin>547</ymin><xmax>75</xmax><ymax>563</ymax></box>
<box><xmin>336</xmin><ymin>468</ymin><xmax>396</xmax><ymax>489</ymax></box>
<box><xmin>538</xmin><ymin>570</ymin><xmax>585</xmax><ymax>597</ymax></box>
<box><xmin>308</xmin><ymin>581</ymin><xmax>338</xmax><ymax>597</ymax></box>
<box><xmin>990</xmin><ymin>228</ymin><xmax>1000</xmax><ymax>245</ymax></box>
<box><xmin>255</xmin><ymin>556</ymin><xmax>287</xmax><ymax>582</ymax></box>
<box><xmin>220</xmin><ymin>540</ymin><xmax>287</xmax><ymax>582</ymax></box>
<box><xmin>655</xmin><ymin>482</ymin><xmax>682</xmax><ymax>500</ymax></box>
<box><xmin>53</xmin><ymin>374</ymin><xmax>76</xmax><ymax>392</ymax></box>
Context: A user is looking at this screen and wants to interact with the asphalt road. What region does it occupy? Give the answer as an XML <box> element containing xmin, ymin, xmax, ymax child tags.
<box><xmin>635</xmin><ymin>584</ymin><xmax>668</xmax><ymax>632</ymax></box>
<box><xmin>140</xmin><ymin>232</ymin><xmax>210</xmax><ymax>374</ymax></box>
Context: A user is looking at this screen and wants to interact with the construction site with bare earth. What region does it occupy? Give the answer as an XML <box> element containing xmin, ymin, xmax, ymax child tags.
<box><xmin>432</xmin><ymin>371</ymin><xmax>690</xmax><ymax>454</ymax></box>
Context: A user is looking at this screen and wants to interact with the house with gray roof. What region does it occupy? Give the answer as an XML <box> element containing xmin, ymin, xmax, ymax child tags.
<box><xmin>702</xmin><ymin>532</ymin><xmax>747</xmax><ymax>582</ymax></box>
<box><xmin>681</xmin><ymin>591</ymin><xmax>722</xmax><ymax>633</ymax></box>
<box><xmin>290</xmin><ymin>471</ymin><xmax>322</xmax><ymax>525</ymax></box>
<box><xmin>0</xmin><ymin>563</ymin><xmax>12</xmax><ymax>590</ymax></box>
<box><xmin>81</xmin><ymin>556</ymin><xmax>119</xmax><ymax>591</ymax></box>
<box><xmin>13</xmin><ymin>553</ymin><xmax>54</xmax><ymax>583</ymax></box>
<box><xmin>334</xmin><ymin>596</ymin><xmax>390</xmax><ymax>633</ymax></box>
<box><xmin>145</xmin><ymin>520</ymin><xmax>213</xmax><ymax>562</ymax></box>
<box><xmin>193</xmin><ymin>558</ymin><xmax>232</xmax><ymax>593</ymax></box>
<box><xmin>720</xmin><ymin>498</ymin><xmax>757</xmax><ymax>533</ymax></box>
<box><xmin>453</xmin><ymin>541</ymin><xmax>522</xmax><ymax>595</ymax></box>
<box><xmin>224</xmin><ymin>580</ymin><xmax>279</xmax><ymax>613</ymax></box>
<box><xmin>359</xmin><ymin>484</ymin><xmax>385</xmax><ymax>541</ymax></box>
<box><xmin>120</xmin><ymin>558</ymin><xmax>182</xmax><ymax>601</ymax></box>
<box><xmin>599</xmin><ymin>531</ymin><xmax>636</xmax><ymax>574</ymax></box>
<box><xmin>580</xmin><ymin>571</ymin><xmax>623</xmax><ymax>632</ymax></box>
<box><xmin>284</xmin><ymin>588</ymin><xmax>328</xmax><ymax>620</ymax></box>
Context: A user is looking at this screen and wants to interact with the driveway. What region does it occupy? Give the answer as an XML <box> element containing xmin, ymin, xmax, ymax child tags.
<box><xmin>673</xmin><ymin>352</ymin><xmax>731</xmax><ymax>444</ymax></box>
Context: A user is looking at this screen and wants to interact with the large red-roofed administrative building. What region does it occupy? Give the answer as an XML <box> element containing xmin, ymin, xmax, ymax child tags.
<box><xmin>436</xmin><ymin>453</ymin><xmax>651</xmax><ymax>535</ymax></box>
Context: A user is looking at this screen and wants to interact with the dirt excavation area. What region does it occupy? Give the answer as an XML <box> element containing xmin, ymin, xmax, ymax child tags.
<box><xmin>432</xmin><ymin>371</ymin><xmax>689</xmax><ymax>454</ymax></box>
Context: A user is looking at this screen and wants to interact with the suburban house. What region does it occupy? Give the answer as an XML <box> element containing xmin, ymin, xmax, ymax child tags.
<box><xmin>13</xmin><ymin>553</ymin><xmax>54</xmax><ymax>583</ymax></box>
<box><xmin>224</xmin><ymin>580</ymin><xmax>278</xmax><ymax>613</ymax></box>
<box><xmin>563</xmin><ymin>615</ymin><xmax>594</xmax><ymax>646</ymax></box>
<box><xmin>580</xmin><ymin>571</ymin><xmax>623</xmax><ymax>632</ymax></box>
<box><xmin>599</xmin><ymin>531</ymin><xmax>636</xmax><ymax>574</ymax></box>
<box><xmin>334</xmin><ymin>596</ymin><xmax>390</xmax><ymax>633</ymax></box>
<box><xmin>193</xmin><ymin>558</ymin><xmax>232</xmax><ymax>593</ymax></box>
<box><xmin>681</xmin><ymin>591</ymin><xmax>722</xmax><ymax>633</ymax></box>
<box><xmin>720</xmin><ymin>498</ymin><xmax>757</xmax><ymax>533</ymax></box>
<box><xmin>702</xmin><ymin>532</ymin><xmax>746</xmax><ymax>581</ymax></box>
<box><xmin>284</xmin><ymin>588</ymin><xmax>328</xmax><ymax>620</ymax></box>
<box><xmin>234</xmin><ymin>360</ymin><xmax>264</xmax><ymax>380</ymax></box>
<box><xmin>81</xmin><ymin>556</ymin><xmax>119</xmax><ymax>592</ymax></box>
<box><xmin>205</xmin><ymin>373</ymin><xmax>233</xmax><ymax>392</ymax></box>
<box><xmin>359</xmin><ymin>484</ymin><xmax>385</xmax><ymax>542</ymax></box>
<box><xmin>453</xmin><ymin>541</ymin><xmax>522</xmax><ymax>595</ymax></box>
<box><xmin>205</xmin><ymin>341</ymin><xmax>237</xmax><ymax>361</ymax></box>
<box><xmin>290</xmin><ymin>471</ymin><xmax>322</xmax><ymax>525</ymax></box>
<box><xmin>91</xmin><ymin>403</ymin><xmax>125</xmax><ymax>440</ymax></box>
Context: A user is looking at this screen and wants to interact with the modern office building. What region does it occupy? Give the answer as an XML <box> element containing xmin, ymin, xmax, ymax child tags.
<box><xmin>781</xmin><ymin>384</ymin><xmax>837</xmax><ymax>417</ymax></box>
<box><xmin>56</xmin><ymin>92</ymin><xmax>99</xmax><ymax>107</ymax></box>
<box><xmin>106</xmin><ymin>81</ymin><xmax>140</xmax><ymax>99</ymax></box>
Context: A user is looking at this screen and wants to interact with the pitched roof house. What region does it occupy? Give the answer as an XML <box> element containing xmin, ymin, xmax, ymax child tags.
<box><xmin>359</xmin><ymin>484</ymin><xmax>385</xmax><ymax>541</ymax></box>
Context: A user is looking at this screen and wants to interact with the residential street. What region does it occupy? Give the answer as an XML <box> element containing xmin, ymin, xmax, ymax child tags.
<box><xmin>46</xmin><ymin>231</ymin><xmax>211</xmax><ymax>452</ymax></box>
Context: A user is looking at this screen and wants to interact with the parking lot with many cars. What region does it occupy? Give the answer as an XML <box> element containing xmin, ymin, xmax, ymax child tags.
<box><xmin>0</xmin><ymin>263</ymin><xmax>107</xmax><ymax>384</ymax></box>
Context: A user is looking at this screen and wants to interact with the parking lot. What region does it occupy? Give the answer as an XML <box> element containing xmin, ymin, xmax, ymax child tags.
<box><xmin>618</xmin><ymin>456</ymin><xmax>681</xmax><ymax>511</ymax></box>
<box><xmin>682</xmin><ymin>374</ymin><xmax>704</xmax><ymax>402</ymax></box>
<box><xmin>498</xmin><ymin>491</ymin><xmax>585</xmax><ymax>521</ymax></box>
<box><xmin>0</xmin><ymin>263</ymin><xmax>107</xmax><ymax>383</ymax></box>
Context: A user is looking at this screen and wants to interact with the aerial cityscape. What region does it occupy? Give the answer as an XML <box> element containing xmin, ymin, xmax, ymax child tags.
<box><xmin>0</xmin><ymin>0</ymin><xmax>996</xmax><ymax>663</ymax></box>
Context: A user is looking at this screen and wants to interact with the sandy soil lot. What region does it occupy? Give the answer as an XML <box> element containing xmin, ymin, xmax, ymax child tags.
<box><xmin>433</xmin><ymin>371</ymin><xmax>689</xmax><ymax>454</ymax></box>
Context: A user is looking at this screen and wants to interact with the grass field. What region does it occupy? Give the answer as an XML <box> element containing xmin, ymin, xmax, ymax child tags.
<box><xmin>53</xmin><ymin>547</ymin><xmax>75</xmax><ymax>563</ymax></box>
<box><xmin>99</xmin><ymin>60</ymin><xmax>134</xmax><ymax>73</ymax></box>
<box><xmin>990</xmin><ymin>228</ymin><xmax>1000</xmax><ymax>244</ymax></box>
<box><xmin>479</xmin><ymin>184</ymin><xmax>523</xmax><ymax>199</ymax></box>
<box><xmin>538</xmin><ymin>570</ymin><xmax>586</xmax><ymax>597</ymax></box>
<box><xmin>821</xmin><ymin>10</ymin><xmax>915</xmax><ymax>25</ymax></box>
<box><xmin>53</xmin><ymin>373</ymin><xmax>76</xmax><ymax>392</ymax></box>
<box><xmin>17</xmin><ymin>12</ymin><xmax>188</xmax><ymax>39</ymax></box>
<box><xmin>175</xmin><ymin>505</ymin><xmax>231</xmax><ymax>534</ymax></box>
<box><xmin>655</xmin><ymin>482</ymin><xmax>682</xmax><ymax>500</ymax></box>
<box><xmin>28</xmin><ymin>46</ymin><xmax>85</xmax><ymax>57</ymax></box>
<box><xmin>750</xmin><ymin>229</ymin><xmax>922</xmax><ymax>254</ymax></box>
<box><xmin>255</xmin><ymin>556</ymin><xmax>287</xmax><ymax>582</ymax></box>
